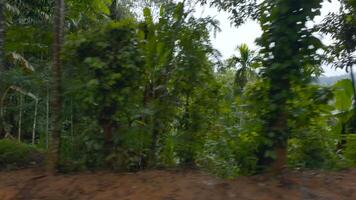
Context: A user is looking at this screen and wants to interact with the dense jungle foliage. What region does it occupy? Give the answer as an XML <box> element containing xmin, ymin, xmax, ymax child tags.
<box><xmin>0</xmin><ymin>0</ymin><xmax>355</xmax><ymax>177</ymax></box>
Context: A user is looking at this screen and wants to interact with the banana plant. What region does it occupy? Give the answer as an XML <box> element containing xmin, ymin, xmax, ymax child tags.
<box><xmin>333</xmin><ymin>79</ymin><xmax>354</xmax><ymax>121</ymax></box>
<box><xmin>332</xmin><ymin>78</ymin><xmax>355</xmax><ymax>149</ymax></box>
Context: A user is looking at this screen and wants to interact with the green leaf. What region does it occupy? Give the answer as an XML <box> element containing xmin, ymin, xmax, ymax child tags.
<box><xmin>333</xmin><ymin>79</ymin><xmax>354</xmax><ymax>112</ymax></box>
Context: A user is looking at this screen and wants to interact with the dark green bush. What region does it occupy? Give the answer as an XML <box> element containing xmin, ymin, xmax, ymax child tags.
<box><xmin>0</xmin><ymin>139</ymin><xmax>44</xmax><ymax>169</ymax></box>
<box><xmin>288</xmin><ymin>137</ymin><xmax>336</xmax><ymax>169</ymax></box>
<box><xmin>344</xmin><ymin>134</ymin><xmax>356</xmax><ymax>165</ymax></box>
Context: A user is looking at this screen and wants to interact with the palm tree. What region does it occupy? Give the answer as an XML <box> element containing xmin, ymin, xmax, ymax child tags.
<box><xmin>226</xmin><ymin>44</ymin><xmax>260</xmax><ymax>127</ymax></box>
<box><xmin>227</xmin><ymin>44</ymin><xmax>260</xmax><ymax>95</ymax></box>
<box><xmin>48</xmin><ymin>0</ymin><xmax>64</xmax><ymax>173</ymax></box>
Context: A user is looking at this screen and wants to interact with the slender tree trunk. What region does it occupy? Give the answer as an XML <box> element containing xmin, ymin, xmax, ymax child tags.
<box><xmin>48</xmin><ymin>0</ymin><xmax>65</xmax><ymax>173</ymax></box>
<box><xmin>139</xmin><ymin>84</ymin><xmax>153</xmax><ymax>168</ymax></box>
<box><xmin>0</xmin><ymin>0</ymin><xmax>4</xmax><ymax>72</ymax></box>
<box><xmin>148</xmin><ymin>84</ymin><xmax>169</xmax><ymax>168</ymax></box>
<box><xmin>149</xmin><ymin>119</ymin><xmax>160</xmax><ymax>167</ymax></box>
<box><xmin>99</xmin><ymin>103</ymin><xmax>116</xmax><ymax>155</ymax></box>
<box><xmin>181</xmin><ymin>93</ymin><xmax>194</xmax><ymax>165</ymax></box>
<box><xmin>350</xmin><ymin>65</ymin><xmax>356</xmax><ymax>133</ymax></box>
<box><xmin>101</xmin><ymin>119</ymin><xmax>113</xmax><ymax>153</ymax></box>
<box><xmin>0</xmin><ymin>0</ymin><xmax>5</xmax><ymax>136</ymax></box>
<box><xmin>110</xmin><ymin>0</ymin><xmax>120</xmax><ymax>20</ymax></box>
<box><xmin>351</xmin><ymin>65</ymin><xmax>356</xmax><ymax>105</ymax></box>
<box><xmin>18</xmin><ymin>95</ymin><xmax>23</xmax><ymax>142</ymax></box>
<box><xmin>337</xmin><ymin>123</ymin><xmax>347</xmax><ymax>151</ymax></box>
<box><xmin>70</xmin><ymin>99</ymin><xmax>73</xmax><ymax>140</ymax></box>
<box><xmin>32</xmin><ymin>99</ymin><xmax>38</xmax><ymax>144</ymax></box>
<box><xmin>147</xmin><ymin>85</ymin><xmax>161</xmax><ymax>168</ymax></box>
<box><xmin>46</xmin><ymin>86</ymin><xmax>50</xmax><ymax>149</ymax></box>
<box><xmin>1</xmin><ymin>87</ymin><xmax>10</xmax><ymax>137</ymax></box>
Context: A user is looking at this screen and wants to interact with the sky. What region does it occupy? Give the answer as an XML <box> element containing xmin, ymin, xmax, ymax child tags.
<box><xmin>194</xmin><ymin>0</ymin><xmax>347</xmax><ymax>77</ymax></box>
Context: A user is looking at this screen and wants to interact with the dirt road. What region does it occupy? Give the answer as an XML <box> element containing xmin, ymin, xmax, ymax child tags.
<box><xmin>0</xmin><ymin>168</ymin><xmax>355</xmax><ymax>200</ymax></box>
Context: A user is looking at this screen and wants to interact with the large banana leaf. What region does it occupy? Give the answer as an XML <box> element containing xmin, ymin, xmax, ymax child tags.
<box><xmin>332</xmin><ymin>79</ymin><xmax>354</xmax><ymax>112</ymax></box>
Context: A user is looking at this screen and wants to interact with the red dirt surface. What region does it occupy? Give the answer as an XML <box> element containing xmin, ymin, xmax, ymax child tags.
<box><xmin>0</xmin><ymin>168</ymin><xmax>355</xmax><ymax>200</ymax></box>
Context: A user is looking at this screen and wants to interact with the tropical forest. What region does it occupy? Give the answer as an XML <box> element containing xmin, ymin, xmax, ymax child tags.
<box><xmin>0</xmin><ymin>0</ymin><xmax>356</xmax><ymax>199</ymax></box>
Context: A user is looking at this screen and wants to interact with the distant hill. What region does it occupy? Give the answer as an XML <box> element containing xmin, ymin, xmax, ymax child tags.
<box><xmin>316</xmin><ymin>75</ymin><xmax>350</xmax><ymax>86</ymax></box>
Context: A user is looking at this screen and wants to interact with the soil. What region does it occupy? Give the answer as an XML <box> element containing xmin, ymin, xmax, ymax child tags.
<box><xmin>0</xmin><ymin>168</ymin><xmax>355</xmax><ymax>200</ymax></box>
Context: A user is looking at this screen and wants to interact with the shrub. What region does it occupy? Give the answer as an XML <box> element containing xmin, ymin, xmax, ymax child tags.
<box><xmin>0</xmin><ymin>139</ymin><xmax>44</xmax><ymax>169</ymax></box>
<box><xmin>344</xmin><ymin>134</ymin><xmax>356</xmax><ymax>165</ymax></box>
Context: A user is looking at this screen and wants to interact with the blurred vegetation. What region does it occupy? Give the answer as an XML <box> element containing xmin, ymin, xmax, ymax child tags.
<box><xmin>0</xmin><ymin>0</ymin><xmax>355</xmax><ymax>177</ymax></box>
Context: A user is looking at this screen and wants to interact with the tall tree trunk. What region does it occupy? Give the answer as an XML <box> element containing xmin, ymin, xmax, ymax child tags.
<box><xmin>18</xmin><ymin>94</ymin><xmax>23</xmax><ymax>141</ymax></box>
<box><xmin>99</xmin><ymin>104</ymin><xmax>116</xmax><ymax>155</ymax></box>
<box><xmin>337</xmin><ymin>123</ymin><xmax>347</xmax><ymax>151</ymax></box>
<box><xmin>46</xmin><ymin>86</ymin><xmax>50</xmax><ymax>149</ymax></box>
<box><xmin>48</xmin><ymin>0</ymin><xmax>65</xmax><ymax>173</ymax></box>
<box><xmin>148</xmin><ymin>86</ymin><xmax>161</xmax><ymax>168</ymax></box>
<box><xmin>139</xmin><ymin>84</ymin><xmax>153</xmax><ymax>168</ymax></box>
<box><xmin>351</xmin><ymin>65</ymin><xmax>356</xmax><ymax>133</ymax></box>
<box><xmin>110</xmin><ymin>0</ymin><xmax>120</xmax><ymax>20</ymax></box>
<box><xmin>149</xmin><ymin>119</ymin><xmax>160</xmax><ymax>167</ymax></box>
<box><xmin>265</xmin><ymin>82</ymin><xmax>290</xmax><ymax>174</ymax></box>
<box><xmin>0</xmin><ymin>0</ymin><xmax>5</xmax><ymax>136</ymax></box>
<box><xmin>32</xmin><ymin>99</ymin><xmax>38</xmax><ymax>144</ymax></box>
<box><xmin>181</xmin><ymin>93</ymin><xmax>194</xmax><ymax>166</ymax></box>
<box><xmin>101</xmin><ymin>118</ymin><xmax>113</xmax><ymax>154</ymax></box>
<box><xmin>257</xmin><ymin>0</ymin><xmax>324</xmax><ymax>175</ymax></box>
<box><xmin>0</xmin><ymin>0</ymin><xmax>4</xmax><ymax>72</ymax></box>
<box><xmin>267</xmin><ymin>112</ymin><xmax>289</xmax><ymax>174</ymax></box>
<box><xmin>351</xmin><ymin>65</ymin><xmax>356</xmax><ymax>105</ymax></box>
